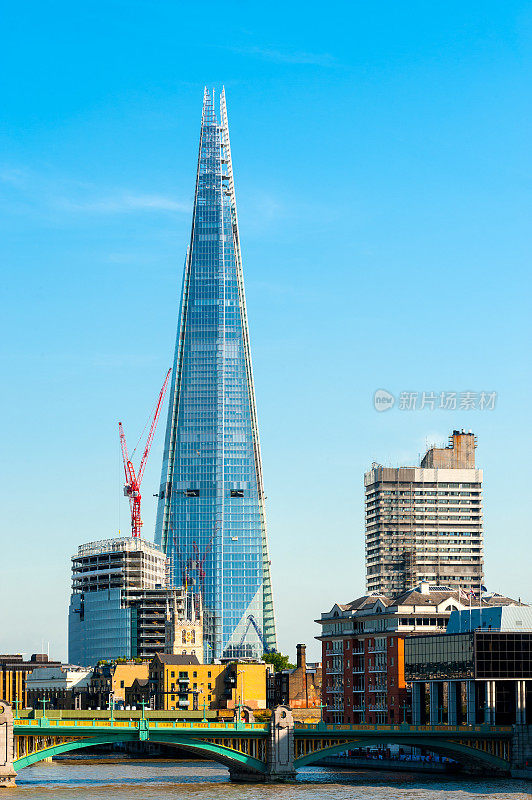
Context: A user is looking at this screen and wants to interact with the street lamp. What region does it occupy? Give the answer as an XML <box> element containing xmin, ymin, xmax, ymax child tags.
<box><xmin>237</xmin><ymin>670</ymin><xmax>245</xmax><ymax>722</ymax></box>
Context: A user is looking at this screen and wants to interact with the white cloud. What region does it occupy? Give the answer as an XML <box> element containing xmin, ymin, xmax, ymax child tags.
<box><xmin>0</xmin><ymin>164</ymin><xmax>190</xmax><ymax>217</ymax></box>
<box><xmin>56</xmin><ymin>193</ymin><xmax>190</xmax><ymax>214</ymax></box>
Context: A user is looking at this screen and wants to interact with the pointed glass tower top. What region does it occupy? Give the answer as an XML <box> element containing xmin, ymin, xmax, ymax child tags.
<box><xmin>155</xmin><ymin>89</ymin><xmax>276</xmax><ymax>660</ymax></box>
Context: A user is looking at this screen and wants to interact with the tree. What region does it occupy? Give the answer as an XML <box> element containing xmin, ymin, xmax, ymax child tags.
<box><xmin>262</xmin><ymin>652</ymin><xmax>295</xmax><ymax>672</ymax></box>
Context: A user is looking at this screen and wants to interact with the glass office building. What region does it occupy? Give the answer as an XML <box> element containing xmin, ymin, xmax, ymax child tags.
<box><xmin>155</xmin><ymin>89</ymin><xmax>276</xmax><ymax>660</ymax></box>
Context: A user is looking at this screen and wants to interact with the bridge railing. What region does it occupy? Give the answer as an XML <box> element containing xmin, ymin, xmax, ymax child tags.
<box><xmin>13</xmin><ymin>718</ymin><xmax>268</xmax><ymax>731</ymax></box>
<box><xmin>294</xmin><ymin>722</ymin><xmax>513</xmax><ymax>734</ymax></box>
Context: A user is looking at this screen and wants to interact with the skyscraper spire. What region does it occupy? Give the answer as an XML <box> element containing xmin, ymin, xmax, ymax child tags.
<box><xmin>155</xmin><ymin>88</ymin><xmax>277</xmax><ymax>660</ymax></box>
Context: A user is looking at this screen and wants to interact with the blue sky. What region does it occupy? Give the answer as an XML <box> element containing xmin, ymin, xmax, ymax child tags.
<box><xmin>1</xmin><ymin>1</ymin><xmax>531</xmax><ymax>661</ymax></box>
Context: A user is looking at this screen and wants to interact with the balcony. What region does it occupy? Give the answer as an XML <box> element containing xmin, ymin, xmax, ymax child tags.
<box><xmin>368</xmin><ymin>666</ymin><xmax>386</xmax><ymax>673</ymax></box>
<box><xmin>352</xmin><ymin>646</ymin><xmax>364</xmax><ymax>654</ymax></box>
<box><xmin>352</xmin><ymin>666</ymin><xmax>365</xmax><ymax>674</ymax></box>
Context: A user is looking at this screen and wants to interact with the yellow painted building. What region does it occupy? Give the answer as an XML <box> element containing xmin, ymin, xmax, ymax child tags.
<box><xmin>150</xmin><ymin>655</ymin><xmax>271</xmax><ymax>711</ymax></box>
<box><xmin>111</xmin><ymin>663</ymin><xmax>149</xmax><ymax>703</ymax></box>
<box><xmin>0</xmin><ymin>655</ymin><xmax>62</xmax><ymax>709</ymax></box>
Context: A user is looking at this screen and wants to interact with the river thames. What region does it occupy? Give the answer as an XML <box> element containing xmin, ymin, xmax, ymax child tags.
<box><xmin>6</xmin><ymin>758</ymin><xmax>531</xmax><ymax>799</ymax></box>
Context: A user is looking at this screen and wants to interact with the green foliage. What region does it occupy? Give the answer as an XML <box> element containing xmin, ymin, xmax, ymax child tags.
<box><xmin>262</xmin><ymin>652</ymin><xmax>295</xmax><ymax>672</ymax></box>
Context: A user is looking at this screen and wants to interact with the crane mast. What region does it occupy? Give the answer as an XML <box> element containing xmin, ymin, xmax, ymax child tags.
<box><xmin>119</xmin><ymin>367</ymin><xmax>171</xmax><ymax>538</ymax></box>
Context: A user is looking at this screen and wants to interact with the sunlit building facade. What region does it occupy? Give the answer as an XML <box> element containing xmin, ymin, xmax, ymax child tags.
<box><xmin>155</xmin><ymin>89</ymin><xmax>276</xmax><ymax>660</ymax></box>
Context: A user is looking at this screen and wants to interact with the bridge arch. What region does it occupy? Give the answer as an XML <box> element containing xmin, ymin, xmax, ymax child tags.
<box><xmin>295</xmin><ymin>735</ymin><xmax>510</xmax><ymax>773</ymax></box>
<box><xmin>14</xmin><ymin>733</ymin><xmax>267</xmax><ymax>777</ymax></box>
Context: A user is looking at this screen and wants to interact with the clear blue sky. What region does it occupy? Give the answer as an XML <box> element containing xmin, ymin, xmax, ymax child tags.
<box><xmin>1</xmin><ymin>1</ymin><xmax>531</xmax><ymax>662</ymax></box>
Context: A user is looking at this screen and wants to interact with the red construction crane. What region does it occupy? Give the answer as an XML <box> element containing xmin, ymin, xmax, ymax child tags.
<box><xmin>119</xmin><ymin>367</ymin><xmax>172</xmax><ymax>538</ymax></box>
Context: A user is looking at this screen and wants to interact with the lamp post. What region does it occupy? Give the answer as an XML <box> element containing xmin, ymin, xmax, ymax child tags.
<box><xmin>199</xmin><ymin>689</ymin><xmax>207</xmax><ymax>723</ymax></box>
<box><xmin>107</xmin><ymin>694</ymin><xmax>115</xmax><ymax>724</ymax></box>
<box><xmin>237</xmin><ymin>670</ymin><xmax>245</xmax><ymax>722</ymax></box>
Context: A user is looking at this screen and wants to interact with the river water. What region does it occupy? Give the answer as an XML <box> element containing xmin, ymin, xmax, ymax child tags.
<box><xmin>5</xmin><ymin>758</ymin><xmax>531</xmax><ymax>800</ymax></box>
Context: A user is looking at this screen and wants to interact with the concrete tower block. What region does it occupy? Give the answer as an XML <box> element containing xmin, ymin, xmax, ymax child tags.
<box><xmin>0</xmin><ymin>702</ymin><xmax>16</xmax><ymax>787</ymax></box>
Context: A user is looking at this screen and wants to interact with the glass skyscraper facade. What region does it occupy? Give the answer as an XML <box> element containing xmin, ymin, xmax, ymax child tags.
<box><xmin>155</xmin><ymin>88</ymin><xmax>276</xmax><ymax>660</ymax></box>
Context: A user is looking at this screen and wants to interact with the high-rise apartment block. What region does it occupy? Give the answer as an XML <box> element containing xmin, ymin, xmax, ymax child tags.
<box><xmin>68</xmin><ymin>537</ymin><xmax>195</xmax><ymax>666</ymax></box>
<box><xmin>365</xmin><ymin>430</ymin><xmax>483</xmax><ymax>595</ymax></box>
<box><xmin>155</xmin><ymin>89</ymin><xmax>276</xmax><ymax>659</ymax></box>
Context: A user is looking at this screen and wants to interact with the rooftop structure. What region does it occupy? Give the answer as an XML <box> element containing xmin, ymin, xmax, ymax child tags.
<box><xmin>365</xmin><ymin>430</ymin><xmax>483</xmax><ymax>595</ymax></box>
<box><xmin>71</xmin><ymin>537</ymin><xmax>166</xmax><ymax>593</ymax></box>
<box><xmin>447</xmin><ymin>603</ymin><xmax>532</xmax><ymax>634</ymax></box>
<box><xmin>154</xmin><ymin>88</ymin><xmax>276</xmax><ymax>659</ymax></box>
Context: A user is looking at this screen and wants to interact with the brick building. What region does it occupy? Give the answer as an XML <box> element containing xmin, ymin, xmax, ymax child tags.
<box><xmin>270</xmin><ymin>644</ymin><xmax>322</xmax><ymax>709</ymax></box>
<box><xmin>316</xmin><ymin>584</ymin><xmax>518</xmax><ymax>724</ymax></box>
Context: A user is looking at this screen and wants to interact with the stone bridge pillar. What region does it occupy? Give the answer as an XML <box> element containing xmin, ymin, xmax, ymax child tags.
<box><xmin>511</xmin><ymin>724</ymin><xmax>532</xmax><ymax>775</ymax></box>
<box><xmin>0</xmin><ymin>701</ymin><xmax>16</xmax><ymax>788</ymax></box>
<box><xmin>229</xmin><ymin>705</ymin><xmax>295</xmax><ymax>782</ymax></box>
<box><xmin>265</xmin><ymin>706</ymin><xmax>296</xmax><ymax>781</ymax></box>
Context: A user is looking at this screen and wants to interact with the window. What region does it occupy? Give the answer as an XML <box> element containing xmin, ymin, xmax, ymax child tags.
<box><xmin>193</xmin><ymin>672</ymin><xmax>197</xmax><ymax>678</ymax></box>
<box><xmin>182</xmin><ymin>631</ymin><xmax>187</xmax><ymax>644</ymax></box>
<box><xmin>230</xmin><ymin>489</ymin><xmax>244</xmax><ymax>497</ymax></box>
<box><xmin>208</xmin><ymin>671</ymin><xmax>211</xmax><ymax>678</ymax></box>
<box><xmin>120</xmin><ymin>680</ymin><xmax>124</xmax><ymax>688</ymax></box>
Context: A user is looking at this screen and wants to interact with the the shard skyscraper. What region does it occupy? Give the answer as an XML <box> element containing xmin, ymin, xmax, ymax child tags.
<box><xmin>155</xmin><ymin>89</ymin><xmax>277</xmax><ymax>660</ymax></box>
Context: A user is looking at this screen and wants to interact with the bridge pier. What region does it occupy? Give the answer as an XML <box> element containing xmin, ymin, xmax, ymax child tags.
<box><xmin>0</xmin><ymin>702</ymin><xmax>16</xmax><ymax>788</ymax></box>
<box><xmin>511</xmin><ymin>725</ymin><xmax>532</xmax><ymax>777</ymax></box>
<box><xmin>230</xmin><ymin>706</ymin><xmax>296</xmax><ymax>782</ymax></box>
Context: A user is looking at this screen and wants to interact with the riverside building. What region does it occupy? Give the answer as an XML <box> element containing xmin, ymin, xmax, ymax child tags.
<box><xmin>316</xmin><ymin>583</ymin><xmax>518</xmax><ymax>725</ymax></box>
<box><xmin>405</xmin><ymin>606</ymin><xmax>532</xmax><ymax>725</ymax></box>
<box><xmin>365</xmin><ymin>430</ymin><xmax>483</xmax><ymax>595</ymax></box>
<box><xmin>154</xmin><ymin>88</ymin><xmax>276</xmax><ymax>659</ymax></box>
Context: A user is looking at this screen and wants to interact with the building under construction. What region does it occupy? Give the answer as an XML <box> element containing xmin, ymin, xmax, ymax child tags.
<box><xmin>68</xmin><ymin>538</ymin><xmax>203</xmax><ymax>666</ymax></box>
<box><xmin>365</xmin><ymin>430</ymin><xmax>483</xmax><ymax>595</ymax></box>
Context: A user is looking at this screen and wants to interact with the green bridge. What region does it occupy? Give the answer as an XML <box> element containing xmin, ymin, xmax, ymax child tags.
<box><xmin>1</xmin><ymin>703</ymin><xmax>529</xmax><ymax>785</ymax></box>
